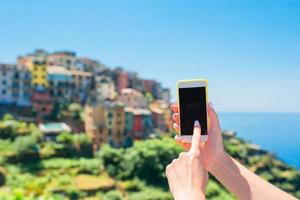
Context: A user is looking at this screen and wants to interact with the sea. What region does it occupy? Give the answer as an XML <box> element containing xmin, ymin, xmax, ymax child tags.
<box><xmin>218</xmin><ymin>113</ymin><xmax>300</xmax><ymax>170</ymax></box>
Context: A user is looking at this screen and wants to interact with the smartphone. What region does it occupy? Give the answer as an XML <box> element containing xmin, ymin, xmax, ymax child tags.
<box><xmin>177</xmin><ymin>79</ymin><xmax>208</xmax><ymax>143</ymax></box>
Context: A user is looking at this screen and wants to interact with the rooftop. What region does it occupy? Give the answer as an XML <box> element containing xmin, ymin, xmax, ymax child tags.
<box><xmin>39</xmin><ymin>122</ymin><xmax>71</xmax><ymax>134</ymax></box>
<box><xmin>47</xmin><ymin>66</ymin><xmax>71</xmax><ymax>75</ymax></box>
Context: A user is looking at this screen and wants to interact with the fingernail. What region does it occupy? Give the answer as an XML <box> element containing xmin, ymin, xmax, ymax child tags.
<box><xmin>194</xmin><ymin>120</ymin><xmax>200</xmax><ymax>127</ymax></box>
<box><xmin>209</xmin><ymin>102</ymin><xmax>213</xmax><ymax>108</ymax></box>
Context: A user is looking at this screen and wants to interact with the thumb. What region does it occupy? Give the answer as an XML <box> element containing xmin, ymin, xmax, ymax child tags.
<box><xmin>190</xmin><ymin>120</ymin><xmax>201</xmax><ymax>154</ymax></box>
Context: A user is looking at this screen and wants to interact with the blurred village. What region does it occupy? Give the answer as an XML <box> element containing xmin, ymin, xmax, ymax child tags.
<box><xmin>0</xmin><ymin>50</ymin><xmax>172</xmax><ymax>151</ymax></box>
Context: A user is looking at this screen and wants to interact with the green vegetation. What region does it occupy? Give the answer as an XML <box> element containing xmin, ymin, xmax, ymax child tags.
<box><xmin>0</xmin><ymin>115</ymin><xmax>300</xmax><ymax>199</ymax></box>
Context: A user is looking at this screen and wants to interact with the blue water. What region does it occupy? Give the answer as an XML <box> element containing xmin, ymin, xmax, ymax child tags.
<box><xmin>218</xmin><ymin>113</ymin><xmax>300</xmax><ymax>170</ymax></box>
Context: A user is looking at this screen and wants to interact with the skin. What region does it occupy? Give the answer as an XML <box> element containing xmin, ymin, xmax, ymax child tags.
<box><xmin>166</xmin><ymin>120</ymin><xmax>208</xmax><ymax>200</ymax></box>
<box><xmin>169</xmin><ymin>103</ymin><xmax>297</xmax><ymax>200</ymax></box>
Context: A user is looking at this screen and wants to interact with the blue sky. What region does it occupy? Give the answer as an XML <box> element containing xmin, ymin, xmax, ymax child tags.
<box><xmin>0</xmin><ymin>0</ymin><xmax>299</xmax><ymax>112</ymax></box>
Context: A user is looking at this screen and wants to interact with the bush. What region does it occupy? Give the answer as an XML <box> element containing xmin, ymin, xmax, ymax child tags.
<box><xmin>73</xmin><ymin>134</ymin><xmax>93</xmax><ymax>157</ymax></box>
<box><xmin>98</xmin><ymin>145</ymin><xmax>125</xmax><ymax>177</ymax></box>
<box><xmin>103</xmin><ymin>190</ymin><xmax>124</xmax><ymax>200</ymax></box>
<box><xmin>13</xmin><ymin>135</ymin><xmax>39</xmax><ymax>160</ymax></box>
<box><xmin>0</xmin><ymin>167</ymin><xmax>6</xmax><ymax>186</ymax></box>
<box><xmin>56</xmin><ymin>132</ymin><xmax>93</xmax><ymax>158</ymax></box>
<box><xmin>98</xmin><ymin>137</ymin><xmax>182</xmax><ymax>184</ymax></box>
<box><xmin>129</xmin><ymin>188</ymin><xmax>172</xmax><ymax>200</ymax></box>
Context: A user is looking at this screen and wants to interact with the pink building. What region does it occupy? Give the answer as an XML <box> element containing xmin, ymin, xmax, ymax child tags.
<box><xmin>32</xmin><ymin>90</ymin><xmax>53</xmax><ymax>117</ymax></box>
<box><xmin>143</xmin><ymin>79</ymin><xmax>155</xmax><ymax>93</ymax></box>
<box><xmin>117</xmin><ymin>72</ymin><xmax>128</xmax><ymax>93</ymax></box>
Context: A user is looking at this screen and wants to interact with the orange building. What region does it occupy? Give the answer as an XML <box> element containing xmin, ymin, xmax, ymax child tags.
<box><xmin>84</xmin><ymin>103</ymin><xmax>108</xmax><ymax>150</ymax></box>
<box><xmin>105</xmin><ymin>102</ymin><xmax>126</xmax><ymax>147</ymax></box>
<box><xmin>149</xmin><ymin>100</ymin><xmax>172</xmax><ymax>131</ymax></box>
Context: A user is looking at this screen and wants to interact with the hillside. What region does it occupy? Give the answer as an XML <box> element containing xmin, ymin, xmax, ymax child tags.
<box><xmin>0</xmin><ymin>118</ymin><xmax>299</xmax><ymax>200</ymax></box>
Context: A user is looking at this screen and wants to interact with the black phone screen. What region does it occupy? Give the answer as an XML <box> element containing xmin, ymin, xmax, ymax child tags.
<box><xmin>179</xmin><ymin>87</ymin><xmax>207</xmax><ymax>135</ymax></box>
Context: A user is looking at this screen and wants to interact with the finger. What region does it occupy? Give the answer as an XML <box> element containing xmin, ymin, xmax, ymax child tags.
<box><xmin>208</xmin><ymin>103</ymin><xmax>220</xmax><ymax>132</ymax></box>
<box><xmin>190</xmin><ymin>120</ymin><xmax>201</xmax><ymax>154</ymax></box>
<box><xmin>172</xmin><ymin>113</ymin><xmax>179</xmax><ymax>122</ymax></box>
<box><xmin>175</xmin><ymin>136</ymin><xmax>191</xmax><ymax>151</ymax></box>
<box><xmin>171</xmin><ymin>104</ymin><xmax>179</xmax><ymax>113</ymax></box>
<box><xmin>173</xmin><ymin>123</ymin><xmax>180</xmax><ymax>132</ymax></box>
<box><xmin>175</xmin><ymin>135</ymin><xmax>181</xmax><ymax>142</ymax></box>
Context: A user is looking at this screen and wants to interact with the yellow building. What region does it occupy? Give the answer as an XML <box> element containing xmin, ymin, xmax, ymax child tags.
<box><xmin>105</xmin><ymin>102</ymin><xmax>126</xmax><ymax>147</ymax></box>
<box><xmin>84</xmin><ymin>104</ymin><xmax>108</xmax><ymax>150</ymax></box>
<box><xmin>31</xmin><ymin>61</ymin><xmax>48</xmax><ymax>88</ymax></box>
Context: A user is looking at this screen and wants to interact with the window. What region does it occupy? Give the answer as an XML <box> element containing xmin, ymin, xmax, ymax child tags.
<box><xmin>2</xmin><ymin>80</ymin><xmax>6</xmax><ymax>85</ymax></box>
<box><xmin>2</xmin><ymin>89</ymin><xmax>6</xmax><ymax>95</ymax></box>
<box><xmin>14</xmin><ymin>72</ymin><xmax>19</xmax><ymax>79</ymax></box>
<box><xmin>2</xmin><ymin>71</ymin><xmax>6</xmax><ymax>76</ymax></box>
<box><xmin>13</xmin><ymin>92</ymin><xmax>19</xmax><ymax>97</ymax></box>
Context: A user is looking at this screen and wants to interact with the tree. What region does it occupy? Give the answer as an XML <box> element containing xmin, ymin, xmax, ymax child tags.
<box><xmin>73</xmin><ymin>133</ymin><xmax>93</xmax><ymax>157</ymax></box>
<box><xmin>98</xmin><ymin>137</ymin><xmax>183</xmax><ymax>184</ymax></box>
<box><xmin>68</xmin><ymin>103</ymin><xmax>84</xmax><ymax>122</ymax></box>
<box><xmin>98</xmin><ymin>145</ymin><xmax>125</xmax><ymax>177</ymax></box>
<box><xmin>14</xmin><ymin>135</ymin><xmax>39</xmax><ymax>159</ymax></box>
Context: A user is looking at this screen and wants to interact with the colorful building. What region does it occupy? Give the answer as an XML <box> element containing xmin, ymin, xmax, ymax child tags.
<box><xmin>124</xmin><ymin>107</ymin><xmax>134</xmax><ymax>134</ymax></box>
<box><xmin>0</xmin><ymin>64</ymin><xmax>31</xmax><ymax>106</ymax></box>
<box><xmin>117</xmin><ymin>71</ymin><xmax>128</xmax><ymax>93</ymax></box>
<box><xmin>70</xmin><ymin>70</ymin><xmax>94</xmax><ymax>104</ymax></box>
<box><xmin>127</xmin><ymin>72</ymin><xmax>144</xmax><ymax>92</ymax></box>
<box><xmin>47</xmin><ymin>51</ymin><xmax>77</xmax><ymax>70</ymax></box>
<box><xmin>77</xmin><ymin>57</ymin><xmax>107</xmax><ymax>73</ymax></box>
<box><xmin>149</xmin><ymin>100</ymin><xmax>171</xmax><ymax>131</ymax></box>
<box><xmin>31</xmin><ymin>90</ymin><xmax>53</xmax><ymax>119</ymax></box>
<box><xmin>152</xmin><ymin>82</ymin><xmax>163</xmax><ymax>99</ymax></box>
<box><xmin>94</xmin><ymin>75</ymin><xmax>116</xmax><ymax>101</ymax></box>
<box><xmin>17</xmin><ymin>49</ymin><xmax>48</xmax><ymax>69</ymax></box>
<box><xmin>142</xmin><ymin>79</ymin><xmax>156</xmax><ymax>93</ymax></box>
<box><xmin>104</xmin><ymin>101</ymin><xmax>126</xmax><ymax>147</ymax></box>
<box><xmin>132</xmin><ymin>108</ymin><xmax>152</xmax><ymax>139</ymax></box>
<box><xmin>84</xmin><ymin>103</ymin><xmax>108</xmax><ymax>150</ymax></box>
<box><xmin>47</xmin><ymin>66</ymin><xmax>72</xmax><ymax>103</ymax></box>
<box><xmin>31</xmin><ymin>61</ymin><xmax>48</xmax><ymax>89</ymax></box>
<box><xmin>117</xmin><ymin>88</ymin><xmax>148</xmax><ymax>108</ymax></box>
<box><xmin>162</xmin><ymin>88</ymin><xmax>171</xmax><ymax>103</ymax></box>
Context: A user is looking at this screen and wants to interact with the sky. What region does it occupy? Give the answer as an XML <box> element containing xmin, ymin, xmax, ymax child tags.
<box><xmin>0</xmin><ymin>0</ymin><xmax>299</xmax><ymax>112</ymax></box>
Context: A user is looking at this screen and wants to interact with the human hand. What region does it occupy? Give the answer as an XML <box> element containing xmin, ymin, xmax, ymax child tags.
<box><xmin>166</xmin><ymin>120</ymin><xmax>208</xmax><ymax>200</ymax></box>
<box><xmin>171</xmin><ymin>103</ymin><xmax>225</xmax><ymax>172</ymax></box>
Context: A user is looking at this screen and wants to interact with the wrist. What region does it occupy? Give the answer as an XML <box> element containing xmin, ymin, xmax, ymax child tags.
<box><xmin>206</xmin><ymin>151</ymin><xmax>228</xmax><ymax>174</ymax></box>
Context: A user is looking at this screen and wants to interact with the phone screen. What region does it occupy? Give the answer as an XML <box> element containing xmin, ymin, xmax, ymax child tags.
<box><xmin>179</xmin><ymin>87</ymin><xmax>207</xmax><ymax>136</ymax></box>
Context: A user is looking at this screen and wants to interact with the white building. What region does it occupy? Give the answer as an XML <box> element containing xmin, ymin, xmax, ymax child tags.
<box><xmin>47</xmin><ymin>51</ymin><xmax>77</xmax><ymax>70</ymax></box>
<box><xmin>117</xmin><ymin>88</ymin><xmax>148</xmax><ymax>108</ymax></box>
<box><xmin>48</xmin><ymin>66</ymin><xmax>72</xmax><ymax>103</ymax></box>
<box><xmin>0</xmin><ymin>64</ymin><xmax>31</xmax><ymax>106</ymax></box>
<box><xmin>95</xmin><ymin>75</ymin><xmax>116</xmax><ymax>101</ymax></box>
<box><xmin>70</xmin><ymin>70</ymin><xmax>94</xmax><ymax>104</ymax></box>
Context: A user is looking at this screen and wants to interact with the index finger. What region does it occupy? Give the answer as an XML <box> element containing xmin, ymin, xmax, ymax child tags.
<box><xmin>190</xmin><ymin>120</ymin><xmax>201</xmax><ymax>154</ymax></box>
<box><xmin>171</xmin><ymin>104</ymin><xmax>179</xmax><ymax>113</ymax></box>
